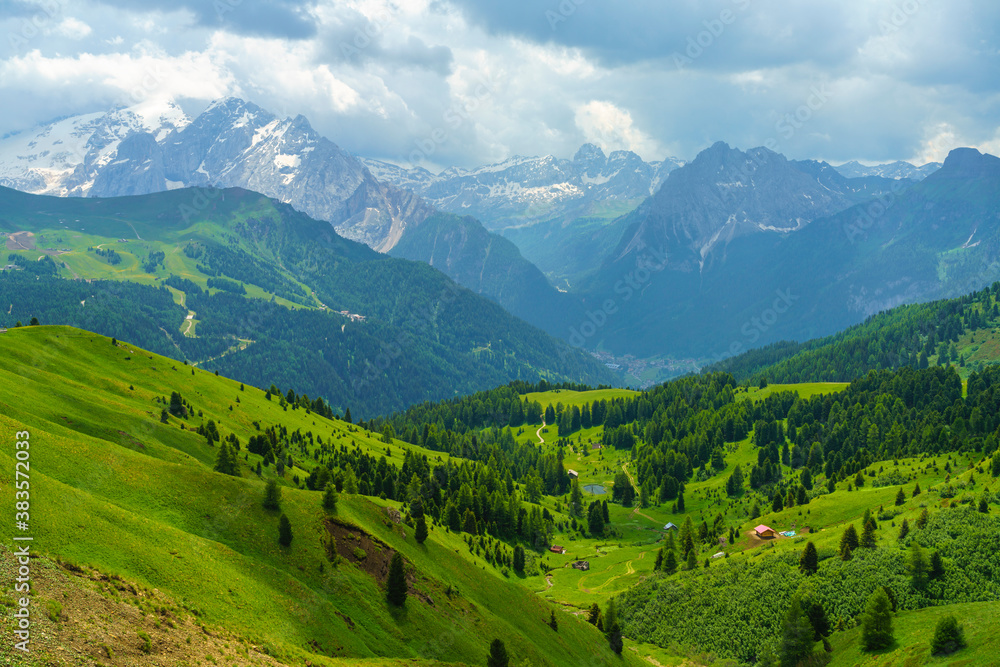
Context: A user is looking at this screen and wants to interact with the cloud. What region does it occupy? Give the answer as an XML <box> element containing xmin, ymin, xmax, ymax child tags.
<box><xmin>87</xmin><ymin>0</ymin><xmax>319</xmax><ymax>40</ymax></box>
<box><xmin>574</xmin><ymin>100</ymin><xmax>661</xmax><ymax>158</ymax></box>
<box><xmin>0</xmin><ymin>0</ymin><xmax>998</xmax><ymax>170</ymax></box>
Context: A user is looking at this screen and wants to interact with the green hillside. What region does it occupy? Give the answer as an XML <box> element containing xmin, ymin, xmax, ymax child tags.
<box><xmin>0</xmin><ymin>325</ymin><xmax>640</xmax><ymax>667</ymax></box>
<box><xmin>0</xmin><ymin>185</ymin><xmax>617</xmax><ymax>417</ymax></box>
<box><xmin>706</xmin><ymin>283</ymin><xmax>1000</xmax><ymax>384</ymax></box>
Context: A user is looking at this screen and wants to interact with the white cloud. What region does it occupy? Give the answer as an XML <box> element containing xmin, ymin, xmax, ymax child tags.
<box><xmin>54</xmin><ymin>18</ymin><xmax>93</xmax><ymax>40</ymax></box>
<box><xmin>573</xmin><ymin>100</ymin><xmax>663</xmax><ymax>160</ymax></box>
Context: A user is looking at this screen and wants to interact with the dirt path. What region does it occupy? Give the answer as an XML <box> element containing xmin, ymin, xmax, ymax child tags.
<box><xmin>181</xmin><ymin>310</ymin><xmax>196</xmax><ymax>337</ymax></box>
<box><xmin>536</xmin><ymin>420</ymin><xmax>546</xmax><ymax>444</ymax></box>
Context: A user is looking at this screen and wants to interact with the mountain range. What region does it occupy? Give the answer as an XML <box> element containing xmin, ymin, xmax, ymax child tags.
<box><xmin>0</xmin><ymin>98</ymin><xmax>576</xmax><ymax>335</ymax></box>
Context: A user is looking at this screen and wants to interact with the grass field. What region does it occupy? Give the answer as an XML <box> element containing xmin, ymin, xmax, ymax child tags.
<box><xmin>0</xmin><ymin>326</ymin><xmax>646</xmax><ymax>667</ymax></box>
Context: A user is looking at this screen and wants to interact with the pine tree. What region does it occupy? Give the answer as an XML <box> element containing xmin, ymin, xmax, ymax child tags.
<box><xmin>799</xmin><ymin>541</ymin><xmax>818</xmax><ymax>575</ymax></box>
<box><xmin>855</xmin><ymin>472</ymin><xmax>865</xmax><ymax>487</ymax></box>
<box><xmin>916</xmin><ymin>507</ymin><xmax>929</xmax><ymax>529</ymax></box>
<box><xmin>839</xmin><ymin>524</ymin><xmax>858</xmax><ymax>561</ymax></box>
<box><xmin>779</xmin><ymin>595</ymin><xmax>815</xmax><ymax>667</ymax></box>
<box><xmin>860</xmin><ymin>518</ymin><xmax>877</xmax><ymax>549</ymax></box>
<box><xmin>663</xmin><ymin>549</ymin><xmax>678</xmax><ymax>574</ymax></box>
<box><xmin>929</xmin><ymin>550</ymin><xmax>945</xmax><ymax>580</ymax></box>
<box><xmin>772</xmin><ymin>492</ymin><xmax>784</xmax><ymax>512</ymax></box>
<box><xmin>898</xmin><ymin>518</ymin><xmax>909</xmax><ymax>540</ymax></box>
<box><xmin>387</xmin><ymin>551</ymin><xmax>407</xmax><ymax>606</ymax></box>
<box><xmin>263</xmin><ymin>478</ymin><xmax>281</xmax><ymax>510</ymax></box>
<box><xmin>548</xmin><ymin>610</ymin><xmax>558</xmax><ymax>631</ymax></box>
<box><xmin>513</xmin><ymin>545</ymin><xmax>525</xmax><ymax>572</ymax></box>
<box><xmin>343</xmin><ymin>408</ymin><xmax>352</xmax><ymax>423</ymax></box>
<box><xmin>677</xmin><ymin>488</ymin><xmax>685</xmax><ymax>512</ymax></box>
<box><xmin>463</xmin><ymin>509</ymin><xmax>478</xmax><ymax>535</ymax></box>
<box><xmin>415</xmin><ymin>515</ymin><xmax>428</xmax><ymax>544</ymax></box>
<box><xmin>278</xmin><ymin>514</ymin><xmax>293</xmax><ymax>546</ymax></box>
<box><xmin>686</xmin><ymin>548</ymin><xmax>697</xmax><ymax>571</ymax></box>
<box><xmin>587</xmin><ymin>602</ymin><xmax>602</xmax><ymax>626</ymax></box>
<box><xmin>487</xmin><ymin>639</ymin><xmax>509</xmax><ymax>667</ymax></box>
<box><xmin>654</xmin><ymin>547</ymin><xmax>664</xmax><ymax>570</ymax></box>
<box><xmin>322</xmin><ymin>484</ymin><xmax>339</xmax><ymax>513</ymax></box>
<box><xmin>214</xmin><ymin>441</ymin><xmax>238</xmax><ymax>476</ymax></box>
<box><xmin>608</xmin><ymin>621</ymin><xmax>623</xmax><ymax>655</ymax></box>
<box><xmin>895</xmin><ymin>487</ymin><xmax>906</xmax><ymax>506</ymax></box>
<box><xmin>913</xmin><ymin>482</ymin><xmax>922</xmax><ymax>496</ymax></box>
<box><xmin>930</xmin><ymin>615</ymin><xmax>966</xmax><ymax>656</ymax></box>
<box><xmin>860</xmin><ymin>588</ymin><xmax>894</xmax><ymax>651</ymax></box>
<box><xmin>909</xmin><ymin>542</ymin><xmax>928</xmax><ymax>590</ymax></box>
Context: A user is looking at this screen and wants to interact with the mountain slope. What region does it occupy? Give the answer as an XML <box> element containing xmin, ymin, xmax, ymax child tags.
<box><xmin>572</xmin><ymin>145</ymin><xmax>999</xmax><ymax>359</ymax></box>
<box><xmin>364</xmin><ymin>144</ymin><xmax>684</xmax><ymax>284</ymax></box>
<box><xmin>0</xmin><ymin>185</ymin><xmax>617</xmax><ymax>416</ymax></box>
<box><xmin>0</xmin><ymin>98</ymin><xmax>576</xmax><ymax>338</ymax></box>
<box><xmin>835</xmin><ymin>159</ymin><xmax>942</xmax><ymax>180</ymax></box>
<box><xmin>0</xmin><ymin>325</ymin><xmax>641</xmax><ymax>667</ymax></box>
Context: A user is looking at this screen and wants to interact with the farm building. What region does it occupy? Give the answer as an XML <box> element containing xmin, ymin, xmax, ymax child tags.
<box><xmin>571</xmin><ymin>560</ymin><xmax>590</xmax><ymax>571</ymax></box>
<box><xmin>663</xmin><ymin>522</ymin><xmax>678</xmax><ymax>531</ymax></box>
<box><xmin>567</xmin><ymin>469</ymin><xmax>579</xmax><ymax>478</ymax></box>
<box><xmin>549</xmin><ymin>545</ymin><xmax>566</xmax><ymax>555</ymax></box>
<box><xmin>754</xmin><ymin>524</ymin><xmax>777</xmax><ymax>538</ymax></box>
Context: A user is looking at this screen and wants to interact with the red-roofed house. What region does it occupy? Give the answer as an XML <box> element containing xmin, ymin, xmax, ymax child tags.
<box><xmin>754</xmin><ymin>525</ymin><xmax>777</xmax><ymax>538</ymax></box>
<box><xmin>549</xmin><ymin>545</ymin><xmax>566</xmax><ymax>554</ymax></box>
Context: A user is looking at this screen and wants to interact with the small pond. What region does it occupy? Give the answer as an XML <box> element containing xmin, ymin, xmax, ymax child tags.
<box><xmin>583</xmin><ymin>483</ymin><xmax>606</xmax><ymax>495</ymax></box>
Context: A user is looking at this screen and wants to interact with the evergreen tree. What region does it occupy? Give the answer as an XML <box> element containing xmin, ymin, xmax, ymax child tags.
<box><xmin>772</xmin><ymin>492</ymin><xmax>784</xmax><ymax>512</ymax></box>
<box><xmin>214</xmin><ymin>440</ymin><xmax>238</xmax><ymax>476</ymax></box>
<box><xmin>916</xmin><ymin>507</ymin><xmax>930</xmax><ymax>529</ymax></box>
<box><xmin>548</xmin><ymin>610</ymin><xmax>558</xmax><ymax>631</ymax></box>
<box><xmin>322</xmin><ymin>483</ymin><xmax>339</xmax><ymax>513</ymax></box>
<box><xmin>860</xmin><ymin>518</ymin><xmax>877</xmax><ymax>549</ymax></box>
<box><xmin>895</xmin><ymin>487</ymin><xmax>906</xmax><ymax>506</ymax></box>
<box><xmin>913</xmin><ymin>482</ymin><xmax>922</xmax><ymax>496</ymax></box>
<box><xmin>799</xmin><ymin>541</ymin><xmax>818</xmax><ymax>575</ymax></box>
<box><xmin>569</xmin><ymin>479</ymin><xmax>584</xmax><ymax>517</ymax></box>
<box><xmin>677</xmin><ymin>488</ymin><xmax>685</xmax><ymax>512</ymax></box>
<box><xmin>778</xmin><ymin>595</ymin><xmax>815</xmax><ymax>667</ymax></box>
<box><xmin>663</xmin><ymin>549</ymin><xmax>678</xmax><ymax>574</ymax></box>
<box><xmin>415</xmin><ymin>515</ymin><xmax>428</xmax><ymax>544</ymax></box>
<box><xmin>930</xmin><ymin>615</ymin><xmax>966</xmax><ymax>656</ymax></box>
<box><xmin>587</xmin><ymin>502</ymin><xmax>605</xmax><ymax>536</ymax></box>
<box><xmin>679</xmin><ymin>516</ymin><xmax>695</xmax><ymax>558</ymax></box>
<box><xmin>685</xmin><ymin>548</ymin><xmax>697</xmax><ymax>571</ymax></box>
<box><xmin>839</xmin><ymin>524</ymin><xmax>858</xmax><ymax>561</ymax></box>
<box><xmin>654</xmin><ymin>547</ymin><xmax>664</xmax><ymax>570</ymax></box>
<box><xmin>278</xmin><ymin>513</ymin><xmax>293</xmax><ymax>546</ymax></box>
<box><xmin>603</xmin><ymin>599</ymin><xmax>617</xmax><ymax>638</ymax></box>
<box><xmin>860</xmin><ymin>588</ymin><xmax>894</xmax><ymax>651</ymax></box>
<box><xmin>387</xmin><ymin>551</ymin><xmax>407</xmax><ymax>606</ymax></box>
<box><xmin>513</xmin><ymin>545</ymin><xmax>525</xmax><ymax>572</ymax></box>
<box><xmin>487</xmin><ymin>639</ymin><xmax>509</xmax><ymax>667</ymax></box>
<box><xmin>587</xmin><ymin>602</ymin><xmax>602</xmax><ymax>626</ymax></box>
<box><xmin>607</xmin><ymin>621</ymin><xmax>623</xmax><ymax>655</ymax></box>
<box><xmin>805</xmin><ymin>599</ymin><xmax>831</xmax><ymax>641</ymax></box>
<box><xmin>263</xmin><ymin>478</ymin><xmax>281</xmax><ymax>510</ymax></box>
<box><xmin>929</xmin><ymin>551</ymin><xmax>945</xmax><ymax>580</ymax></box>
<box><xmin>909</xmin><ymin>542</ymin><xmax>928</xmax><ymax>590</ymax></box>
<box><xmin>463</xmin><ymin>509</ymin><xmax>478</xmax><ymax>535</ymax></box>
<box><xmin>855</xmin><ymin>471</ymin><xmax>865</xmax><ymax>487</ymax></box>
<box><xmin>343</xmin><ymin>407</ymin><xmax>352</xmax><ymax>423</ymax></box>
<box><xmin>29</xmin><ymin>317</ymin><xmax>39</xmax><ymax>326</ymax></box>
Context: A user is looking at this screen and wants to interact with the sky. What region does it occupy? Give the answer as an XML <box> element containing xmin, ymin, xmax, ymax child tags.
<box><xmin>1</xmin><ymin>0</ymin><xmax>998</xmax><ymax>171</ymax></box>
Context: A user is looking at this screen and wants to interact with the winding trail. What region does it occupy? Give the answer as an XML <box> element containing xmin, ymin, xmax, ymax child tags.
<box><xmin>536</xmin><ymin>420</ymin><xmax>546</xmax><ymax>445</ymax></box>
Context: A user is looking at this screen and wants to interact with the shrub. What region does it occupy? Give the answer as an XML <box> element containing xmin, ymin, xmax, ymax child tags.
<box><xmin>930</xmin><ymin>615</ymin><xmax>966</xmax><ymax>655</ymax></box>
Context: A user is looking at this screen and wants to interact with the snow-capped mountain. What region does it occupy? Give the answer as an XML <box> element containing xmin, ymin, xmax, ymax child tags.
<box><xmin>362</xmin><ymin>144</ymin><xmax>684</xmax><ymax>231</ymax></box>
<box><xmin>834</xmin><ymin>159</ymin><xmax>941</xmax><ymax>180</ymax></box>
<box><xmin>0</xmin><ymin>100</ymin><xmax>189</xmax><ymax>197</ymax></box>
<box><xmin>0</xmin><ymin>98</ymin><xmax>578</xmax><ymax>337</ymax></box>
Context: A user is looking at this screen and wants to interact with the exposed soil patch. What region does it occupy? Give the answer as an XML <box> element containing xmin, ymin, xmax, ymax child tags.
<box><xmin>6</xmin><ymin>231</ymin><xmax>35</xmax><ymax>250</ymax></box>
<box><xmin>324</xmin><ymin>518</ymin><xmax>434</xmax><ymax>606</ymax></box>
